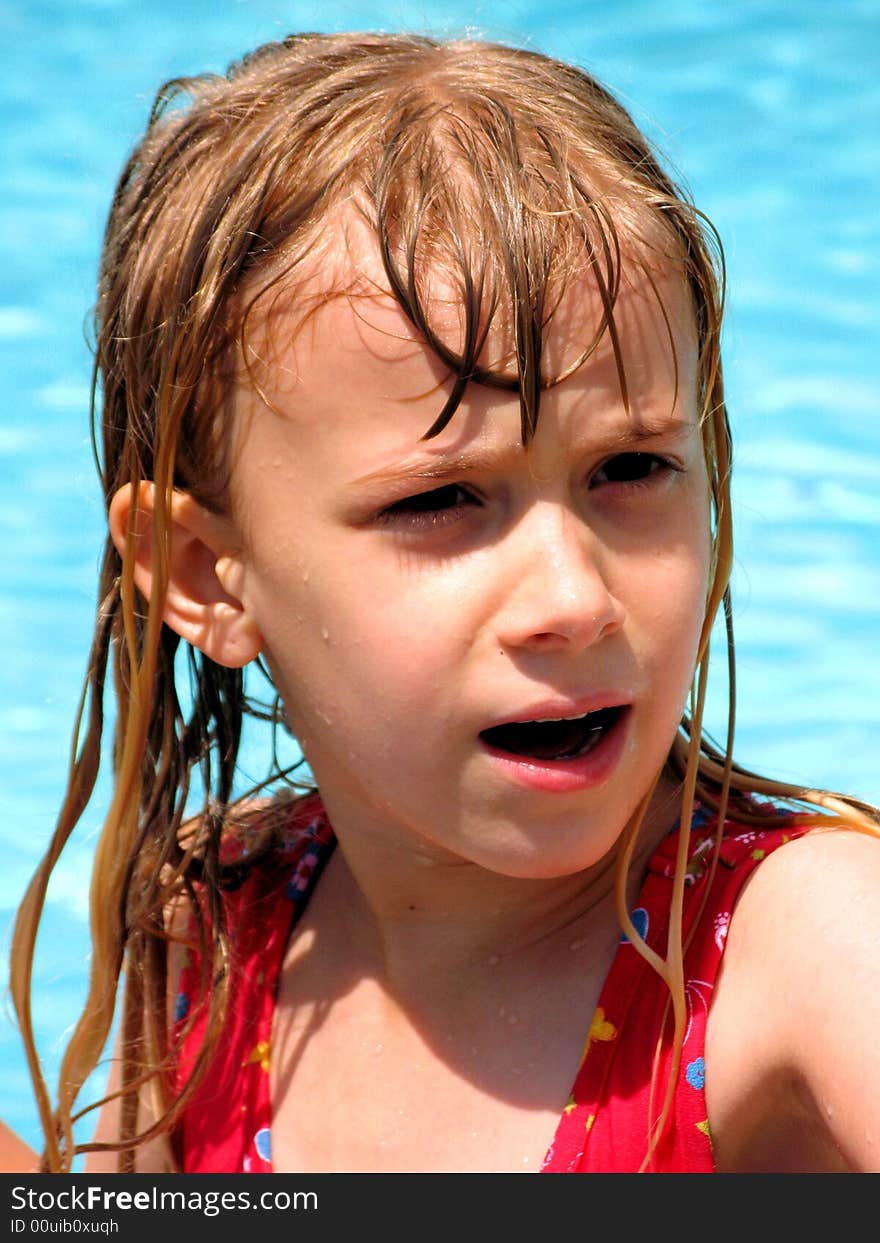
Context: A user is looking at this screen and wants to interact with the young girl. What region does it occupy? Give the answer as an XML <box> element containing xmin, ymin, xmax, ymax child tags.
<box><xmin>8</xmin><ymin>30</ymin><xmax>880</xmax><ymax>1175</ymax></box>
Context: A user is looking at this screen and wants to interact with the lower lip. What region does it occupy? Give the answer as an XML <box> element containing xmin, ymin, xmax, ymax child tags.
<box><xmin>479</xmin><ymin>708</ymin><xmax>631</xmax><ymax>794</ymax></box>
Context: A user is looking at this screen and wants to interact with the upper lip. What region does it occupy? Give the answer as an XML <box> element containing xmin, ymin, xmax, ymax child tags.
<box><xmin>479</xmin><ymin>695</ymin><xmax>630</xmax><ymax>731</ymax></box>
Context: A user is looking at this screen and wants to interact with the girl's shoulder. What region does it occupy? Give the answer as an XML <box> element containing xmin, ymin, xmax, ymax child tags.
<box><xmin>705</xmin><ymin>820</ymin><xmax>880</xmax><ymax>1171</ymax></box>
<box><xmin>712</xmin><ymin>817</ymin><xmax>880</xmax><ymax>993</ymax></box>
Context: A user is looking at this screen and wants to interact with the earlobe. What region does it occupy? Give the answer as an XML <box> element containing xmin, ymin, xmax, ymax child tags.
<box><xmin>108</xmin><ymin>482</ymin><xmax>263</xmax><ymax>668</ymax></box>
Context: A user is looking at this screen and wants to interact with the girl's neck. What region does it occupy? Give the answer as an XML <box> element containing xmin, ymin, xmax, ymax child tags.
<box><xmin>314</xmin><ymin>777</ymin><xmax>683</xmax><ymax>997</ymax></box>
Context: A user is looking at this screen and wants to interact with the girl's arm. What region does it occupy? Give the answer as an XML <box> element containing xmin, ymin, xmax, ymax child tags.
<box><xmin>84</xmin><ymin>1033</ymin><xmax>178</xmax><ymax>1174</ymax></box>
<box><xmin>0</xmin><ymin>1119</ymin><xmax>39</xmax><ymax>1173</ymax></box>
<box><xmin>706</xmin><ymin>826</ymin><xmax>880</xmax><ymax>1172</ymax></box>
<box><xmin>86</xmin><ymin>897</ymin><xmax>190</xmax><ymax>1174</ymax></box>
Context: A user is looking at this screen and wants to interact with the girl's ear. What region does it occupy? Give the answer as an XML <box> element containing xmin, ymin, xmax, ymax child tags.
<box><xmin>108</xmin><ymin>482</ymin><xmax>263</xmax><ymax>668</ymax></box>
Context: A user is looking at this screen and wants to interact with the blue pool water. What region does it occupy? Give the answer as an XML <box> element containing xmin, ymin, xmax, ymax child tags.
<box><xmin>1</xmin><ymin>0</ymin><xmax>878</xmax><ymax>1158</ymax></box>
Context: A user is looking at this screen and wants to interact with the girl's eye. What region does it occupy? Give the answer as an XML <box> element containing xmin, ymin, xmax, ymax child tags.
<box><xmin>378</xmin><ymin>483</ymin><xmax>479</xmax><ymax>529</ymax></box>
<box><xmin>590</xmin><ymin>452</ymin><xmax>673</xmax><ymax>488</ymax></box>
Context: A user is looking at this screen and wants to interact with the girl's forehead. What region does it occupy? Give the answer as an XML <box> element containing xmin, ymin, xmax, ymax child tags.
<box><xmin>230</xmin><ymin>274</ymin><xmax>699</xmax><ymax>511</ymax></box>
<box><xmin>241</xmin><ymin>214</ymin><xmax>698</xmax><ymax>418</ymax></box>
<box><xmin>223</xmin><ymin>224</ymin><xmax>704</xmax><ymax>540</ymax></box>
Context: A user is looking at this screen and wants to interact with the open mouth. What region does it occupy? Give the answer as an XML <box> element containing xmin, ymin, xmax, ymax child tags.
<box><xmin>479</xmin><ymin>706</ymin><xmax>626</xmax><ymax>762</ymax></box>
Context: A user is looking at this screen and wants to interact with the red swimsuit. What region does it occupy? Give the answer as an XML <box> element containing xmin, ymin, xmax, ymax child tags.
<box><xmin>171</xmin><ymin>795</ymin><xmax>806</xmax><ymax>1173</ymax></box>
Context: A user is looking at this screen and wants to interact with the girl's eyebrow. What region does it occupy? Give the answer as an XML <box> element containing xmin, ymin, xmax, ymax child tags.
<box><xmin>352</xmin><ymin>448</ymin><xmax>523</xmax><ymax>488</ymax></box>
<box><xmin>349</xmin><ymin>415</ymin><xmax>697</xmax><ymax>490</ymax></box>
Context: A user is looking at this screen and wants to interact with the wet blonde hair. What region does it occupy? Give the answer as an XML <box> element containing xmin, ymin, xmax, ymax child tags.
<box><xmin>11</xmin><ymin>30</ymin><xmax>880</xmax><ymax>1173</ymax></box>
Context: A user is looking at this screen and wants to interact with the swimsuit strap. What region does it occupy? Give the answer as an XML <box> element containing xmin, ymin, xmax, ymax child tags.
<box><xmin>172</xmin><ymin>794</ymin><xmax>334</xmax><ymax>1173</ymax></box>
<box><xmin>541</xmin><ymin>808</ymin><xmax>809</xmax><ymax>1172</ymax></box>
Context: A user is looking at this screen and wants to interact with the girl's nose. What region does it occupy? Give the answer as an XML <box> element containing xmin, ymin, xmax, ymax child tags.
<box><xmin>494</xmin><ymin>508</ymin><xmax>625</xmax><ymax>654</ymax></box>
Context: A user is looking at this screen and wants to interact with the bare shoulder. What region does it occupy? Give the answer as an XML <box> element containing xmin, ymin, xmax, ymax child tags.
<box><xmin>0</xmin><ymin>1119</ymin><xmax>39</xmax><ymax>1173</ymax></box>
<box><xmin>706</xmin><ymin>826</ymin><xmax>880</xmax><ymax>1172</ymax></box>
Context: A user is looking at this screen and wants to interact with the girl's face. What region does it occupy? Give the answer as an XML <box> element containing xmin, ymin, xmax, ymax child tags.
<box><xmin>224</xmin><ymin>245</ymin><xmax>711</xmax><ymax>880</ymax></box>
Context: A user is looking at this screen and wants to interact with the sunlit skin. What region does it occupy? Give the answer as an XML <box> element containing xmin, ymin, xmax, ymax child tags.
<box><xmin>211</xmin><ymin>235</ymin><xmax>712</xmax><ymax>981</ymax></box>
<box><xmin>92</xmin><ymin>235</ymin><xmax>880</xmax><ymax>1176</ymax></box>
<box><xmin>143</xmin><ymin>242</ymin><xmax>711</xmax><ymax>1172</ymax></box>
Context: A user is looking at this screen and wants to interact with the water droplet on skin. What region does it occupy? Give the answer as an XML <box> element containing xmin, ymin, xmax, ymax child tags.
<box><xmin>569</xmin><ymin>937</ymin><xmax>587</xmax><ymax>951</ymax></box>
<box><xmin>321</xmin><ymin>627</ymin><xmax>330</xmax><ymax>642</ymax></box>
<box><xmin>302</xmin><ymin>567</ymin><xmax>310</xmax><ymax>583</ymax></box>
<box><xmin>497</xmin><ymin>1005</ymin><xmax>506</xmax><ymax>1019</ymax></box>
<box><xmin>507</xmin><ymin>1012</ymin><xmax>519</xmax><ymax>1026</ymax></box>
<box><xmin>374</xmin><ymin>1043</ymin><xmax>384</xmax><ymax>1055</ymax></box>
<box><xmin>488</xmin><ymin>954</ymin><xmax>500</xmax><ymax>966</ymax></box>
